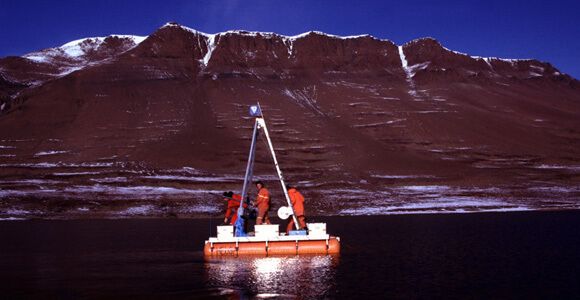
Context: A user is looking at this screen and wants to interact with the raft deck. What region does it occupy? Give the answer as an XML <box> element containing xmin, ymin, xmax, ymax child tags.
<box><xmin>204</xmin><ymin>223</ymin><xmax>341</xmax><ymax>256</ymax></box>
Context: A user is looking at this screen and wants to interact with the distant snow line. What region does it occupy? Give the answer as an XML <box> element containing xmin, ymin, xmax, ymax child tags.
<box><xmin>404</xmin><ymin>37</ymin><xmax>535</xmax><ymax>66</ymax></box>
<box><xmin>162</xmin><ymin>22</ymin><xmax>381</xmax><ymax>41</ymax></box>
<box><xmin>169</xmin><ymin>22</ymin><xmax>538</xmax><ymax>66</ymax></box>
<box><xmin>20</xmin><ymin>22</ymin><xmax>550</xmax><ymax>79</ymax></box>
<box><xmin>165</xmin><ymin>23</ymin><xmax>394</xmax><ymax>64</ymax></box>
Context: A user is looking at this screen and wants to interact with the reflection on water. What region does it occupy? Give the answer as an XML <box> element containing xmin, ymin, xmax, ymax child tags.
<box><xmin>205</xmin><ymin>255</ymin><xmax>339</xmax><ymax>298</ymax></box>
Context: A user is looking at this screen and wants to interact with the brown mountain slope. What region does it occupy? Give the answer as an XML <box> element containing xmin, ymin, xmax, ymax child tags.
<box><xmin>0</xmin><ymin>23</ymin><xmax>579</xmax><ymax>218</ymax></box>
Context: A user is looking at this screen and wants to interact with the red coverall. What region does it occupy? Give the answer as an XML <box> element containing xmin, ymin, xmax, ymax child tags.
<box><xmin>224</xmin><ymin>194</ymin><xmax>245</xmax><ymax>225</ymax></box>
<box><xmin>286</xmin><ymin>188</ymin><xmax>306</xmax><ymax>233</ymax></box>
<box><xmin>255</xmin><ymin>187</ymin><xmax>271</xmax><ymax>224</ymax></box>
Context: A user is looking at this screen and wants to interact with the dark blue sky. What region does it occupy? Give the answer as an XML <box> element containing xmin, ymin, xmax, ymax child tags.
<box><xmin>1</xmin><ymin>0</ymin><xmax>578</xmax><ymax>78</ymax></box>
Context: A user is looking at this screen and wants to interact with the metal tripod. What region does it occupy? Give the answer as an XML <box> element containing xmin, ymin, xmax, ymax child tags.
<box><xmin>234</xmin><ymin>103</ymin><xmax>299</xmax><ymax>237</ymax></box>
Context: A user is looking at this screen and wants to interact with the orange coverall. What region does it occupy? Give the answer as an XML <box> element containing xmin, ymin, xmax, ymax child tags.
<box><xmin>255</xmin><ymin>187</ymin><xmax>271</xmax><ymax>224</ymax></box>
<box><xmin>224</xmin><ymin>194</ymin><xmax>245</xmax><ymax>225</ymax></box>
<box><xmin>286</xmin><ymin>188</ymin><xmax>306</xmax><ymax>233</ymax></box>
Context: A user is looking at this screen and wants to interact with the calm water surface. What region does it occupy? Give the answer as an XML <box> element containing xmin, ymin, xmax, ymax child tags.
<box><xmin>1</xmin><ymin>211</ymin><xmax>580</xmax><ymax>298</ymax></box>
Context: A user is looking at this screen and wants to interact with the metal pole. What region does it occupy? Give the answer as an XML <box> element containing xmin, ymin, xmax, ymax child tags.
<box><xmin>256</xmin><ymin>117</ymin><xmax>300</xmax><ymax>230</ymax></box>
<box><xmin>233</xmin><ymin>118</ymin><xmax>259</xmax><ymax>237</ymax></box>
<box><xmin>239</xmin><ymin>118</ymin><xmax>259</xmax><ymax>215</ymax></box>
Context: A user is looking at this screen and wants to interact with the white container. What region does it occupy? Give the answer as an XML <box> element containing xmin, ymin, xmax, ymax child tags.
<box><xmin>217</xmin><ymin>225</ymin><xmax>234</xmax><ymax>239</ymax></box>
<box><xmin>307</xmin><ymin>223</ymin><xmax>326</xmax><ymax>236</ymax></box>
<box><xmin>254</xmin><ymin>224</ymin><xmax>279</xmax><ymax>239</ymax></box>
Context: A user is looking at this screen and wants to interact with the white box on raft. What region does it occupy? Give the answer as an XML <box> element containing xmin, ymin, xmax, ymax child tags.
<box><xmin>217</xmin><ymin>225</ymin><xmax>234</xmax><ymax>239</ymax></box>
<box><xmin>307</xmin><ymin>223</ymin><xmax>326</xmax><ymax>234</ymax></box>
<box><xmin>255</xmin><ymin>224</ymin><xmax>279</xmax><ymax>239</ymax></box>
<box><xmin>208</xmin><ymin>223</ymin><xmax>333</xmax><ymax>243</ymax></box>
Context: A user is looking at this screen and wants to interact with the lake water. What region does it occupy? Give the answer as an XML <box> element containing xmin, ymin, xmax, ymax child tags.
<box><xmin>1</xmin><ymin>211</ymin><xmax>580</xmax><ymax>298</ymax></box>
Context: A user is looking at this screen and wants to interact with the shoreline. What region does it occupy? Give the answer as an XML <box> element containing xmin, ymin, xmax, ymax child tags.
<box><xmin>2</xmin><ymin>207</ymin><xmax>579</xmax><ymax>221</ymax></box>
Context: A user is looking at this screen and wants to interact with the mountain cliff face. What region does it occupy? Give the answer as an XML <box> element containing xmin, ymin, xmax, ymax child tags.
<box><xmin>1</xmin><ymin>23</ymin><xmax>579</xmax><ymax>219</ymax></box>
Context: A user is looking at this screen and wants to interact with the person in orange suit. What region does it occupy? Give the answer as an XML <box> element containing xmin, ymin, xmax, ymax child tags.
<box><xmin>286</xmin><ymin>184</ymin><xmax>307</xmax><ymax>233</ymax></box>
<box><xmin>223</xmin><ymin>191</ymin><xmax>245</xmax><ymax>225</ymax></box>
<box><xmin>253</xmin><ymin>181</ymin><xmax>271</xmax><ymax>225</ymax></box>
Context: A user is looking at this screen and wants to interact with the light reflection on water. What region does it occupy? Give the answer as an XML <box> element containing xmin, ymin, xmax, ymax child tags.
<box><xmin>204</xmin><ymin>255</ymin><xmax>339</xmax><ymax>298</ymax></box>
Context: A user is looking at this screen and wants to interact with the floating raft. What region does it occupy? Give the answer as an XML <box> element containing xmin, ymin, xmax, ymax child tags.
<box><xmin>204</xmin><ymin>223</ymin><xmax>340</xmax><ymax>256</ymax></box>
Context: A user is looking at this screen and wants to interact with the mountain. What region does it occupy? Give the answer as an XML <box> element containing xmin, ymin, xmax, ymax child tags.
<box><xmin>1</xmin><ymin>22</ymin><xmax>579</xmax><ymax>219</ymax></box>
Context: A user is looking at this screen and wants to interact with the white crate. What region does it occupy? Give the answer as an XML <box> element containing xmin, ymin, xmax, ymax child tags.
<box><xmin>307</xmin><ymin>223</ymin><xmax>326</xmax><ymax>235</ymax></box>
<box><xmin>254</xmin><ymin>224</ymin><xmax>279</xmax><ymax>239</ymax></box>
<box><xmin>217</xmin><ymin>225</ymin><xmax>234</xmax><ymax>239</ymax></box>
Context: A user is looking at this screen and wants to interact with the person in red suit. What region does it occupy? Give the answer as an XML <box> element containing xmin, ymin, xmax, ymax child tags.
<box><xmin>253</xmin><ymin>181</ymin><xmax>271</xmax><ymax>225</ymax></box>
<box><xmin>223</xmin><ymin>191</ymin><xmax>245</xmax><ymax>225</ymax></box>
<box><xmin>286</xmin><ymin>184</ymin><xmax>307</xmax><ymax>233</ymax></box>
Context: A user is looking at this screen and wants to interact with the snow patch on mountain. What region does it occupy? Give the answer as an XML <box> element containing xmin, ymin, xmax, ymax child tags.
<box><xmin>438</xmin><ymin>44</ymin><xmax>539</xmax><ymax>70</ymax></box>
<box><xmin>398</xmin><ymin>46</ymin><xmax>421</xmax><ymax>99</ymax></box>
<box><xmin>397</xmin><ymin>46</ymin><xmax>430</xmax><ymax>78</ymax></box>
<box><xmin>286</xmin><ymin>39</ymin><xmax>295</xmax><ymax>58</ymax></box>
<box><xmin>202</xmin><ymin>34</ymin><xmax>218</xmax><ymax>67</ymax></box>
<box><xmin>20</xmin><ymin>35</ymin><xmax>146</xmax><ymax>79</ymax></box>
<box><xmin>286</xmin><ymin>31</ymin><xmax>373</xmax><ymax>41</ymax></box>
<box><xmin>59</xmin><ymin>35</ymin><xmax>146</xmax><ymax>58</ymax></box>
<box><xmin>24</xmin><ymin>35</ymin><xmax>146</xmax><ymax>63</ymax></box>
<box><xmin>282</xmin><ymin>86</ymin><xmax>324</xmax><ymax>115</ymax></box>
<box><xmin>162</xmin><ymin>22</ymin><xmax>205</xmax><ymax>35</ymax></box>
